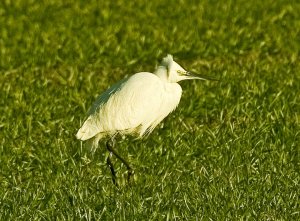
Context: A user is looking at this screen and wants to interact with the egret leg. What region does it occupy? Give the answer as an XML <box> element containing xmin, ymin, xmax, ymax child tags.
<box><xmin>106</xmin><ymin>153</ymin><xmax>118</xmax><ymax>186</ymax></box>
<box><xmin>106</xmin><ymin>140</ymin><xmax>134</xmax><ymax>183</ymax></box>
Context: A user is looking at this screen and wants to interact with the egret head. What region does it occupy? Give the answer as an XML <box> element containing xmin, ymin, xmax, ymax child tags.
<box><xmin>156</xmin><ymin>54</ymin><xmax>217</xmax><ymax>83</ymax></box>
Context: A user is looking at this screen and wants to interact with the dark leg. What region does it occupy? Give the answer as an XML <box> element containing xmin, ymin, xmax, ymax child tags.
<box><xmin>106</xmin><ymin>140</ymin><xmax>134</xmax><ymax>183</ymax></box>
<box><xmin>106</xmin><ymin>152</ymin><xmax>118</xmax><ymax>186</ymax></box>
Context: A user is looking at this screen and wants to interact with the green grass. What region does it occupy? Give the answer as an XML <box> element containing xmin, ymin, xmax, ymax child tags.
<box><xmin>1</xmin><ymin>0</ymin><xmax>300</xmax><ymax>220</ymax></box>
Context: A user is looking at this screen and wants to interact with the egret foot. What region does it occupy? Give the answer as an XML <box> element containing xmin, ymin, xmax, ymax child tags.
<box><xmin>106</xmin><ymin>140</ymin><xmax>134</xmax><ymax>184</ymax></box>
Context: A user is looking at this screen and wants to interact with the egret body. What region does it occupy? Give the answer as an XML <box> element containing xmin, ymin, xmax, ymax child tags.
<box><xmin>76</xmin><ymin>55</ymin><xmax>215</xmax><ymax>184</ymax></box>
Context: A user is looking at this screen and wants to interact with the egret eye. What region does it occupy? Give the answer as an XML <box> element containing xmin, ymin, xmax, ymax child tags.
<box><xmin>177</xmin><ymin>70</ymin><xmax>184</xmax><ymax>75</ymax></box>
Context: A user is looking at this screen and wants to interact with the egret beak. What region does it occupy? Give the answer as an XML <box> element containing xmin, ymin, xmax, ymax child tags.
<box><xmin>186</xmin><ymin>72</ymin><xmax>218</xmax><ymax>81</ymax></box>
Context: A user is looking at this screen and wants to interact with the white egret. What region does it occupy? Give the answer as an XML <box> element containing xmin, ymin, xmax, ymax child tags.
<box><xmin>76</xmin><ymin>54</ymin><xmax>216</xmax><ymax>184</ymax></box>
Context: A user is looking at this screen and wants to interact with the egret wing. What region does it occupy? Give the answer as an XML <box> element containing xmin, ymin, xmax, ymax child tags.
<box><xmin>76</xmin><ymin>77</ymin><xmax>128</xmax><ymax>140</ymax></box>
<box><xmin>97</xmin><ymin>73</ymin><xmax>166</xmax><ymax>133</ymax></box>
<box><xmin>76</xmin><ymin>72</ymin><xmax>181</xmax><ymax>140</ymax></box>
<box><xmin>87</xmin><ymin>78</ymin><xmax>128</xmax><ymax>116</ymax></box>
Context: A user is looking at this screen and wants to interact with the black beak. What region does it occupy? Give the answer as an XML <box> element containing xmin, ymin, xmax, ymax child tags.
<box><xmin>186</xmin><ymin>72</ymin><xmax>219</xmax><ymax>81</ymax></box>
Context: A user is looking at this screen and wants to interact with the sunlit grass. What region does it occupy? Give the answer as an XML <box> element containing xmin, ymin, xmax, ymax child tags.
<box><xmin>0</xmin><ymin>0</ymin><xmax>299</xmax><ymax>220</ymax></box>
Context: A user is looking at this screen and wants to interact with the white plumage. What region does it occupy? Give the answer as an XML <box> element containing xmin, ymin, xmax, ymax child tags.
<box><xmin>76</xmin><ymin>54</ymin><xmax>212</xmax><ymax>147</ymax></box>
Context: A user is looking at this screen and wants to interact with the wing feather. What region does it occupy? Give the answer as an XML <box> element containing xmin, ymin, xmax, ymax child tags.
<box><xmin>76</xmin><ymin>72</ymin><xmax>182</xmax><ymax>141</ymax></box>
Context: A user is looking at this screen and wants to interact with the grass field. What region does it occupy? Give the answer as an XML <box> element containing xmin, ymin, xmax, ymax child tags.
<box><xmin>1</xmin><ymin>0</ymin><xmax>300</xmax><ymax>220</ymax></box>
